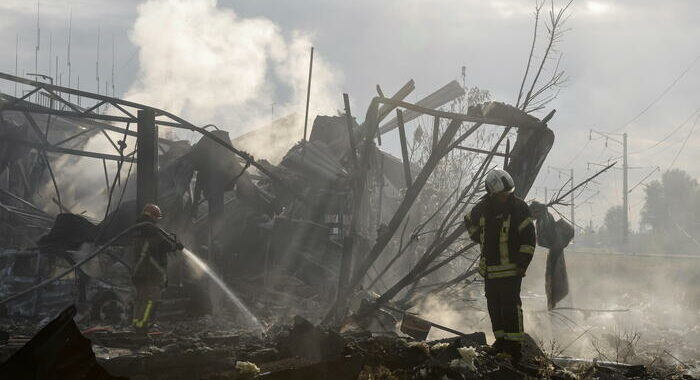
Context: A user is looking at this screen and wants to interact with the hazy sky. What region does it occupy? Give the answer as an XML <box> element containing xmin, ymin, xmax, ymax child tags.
<box><xmin>0</xmin><ymin>0</ymin><xmax>698</xmax><ymax>229</ymax></box>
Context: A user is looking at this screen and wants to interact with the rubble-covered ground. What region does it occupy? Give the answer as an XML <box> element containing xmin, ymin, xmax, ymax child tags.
<box><xmin>1</xmin><ymin>240</ymin><xmax>698</xmax><ymax>379</ymax></box>
<box><xmin>1</xmin><ymin>295</ymin><xmax>697</xmax><ymax>379</ymax></box>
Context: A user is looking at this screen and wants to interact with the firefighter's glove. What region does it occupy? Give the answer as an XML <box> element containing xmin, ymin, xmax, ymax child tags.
<box><xmin>168</xmin><ymin>233</ymin><xmax>184</xmax><ymax>251</ymax></box>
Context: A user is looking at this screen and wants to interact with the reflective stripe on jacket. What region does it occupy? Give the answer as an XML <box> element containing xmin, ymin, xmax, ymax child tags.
<box><xmin>465</xmin><ymin>194</ymin><xmax>536</xmax><ymax>279</ymax></box>
<box><xmin>132</xmin><ymin>214</ymin><xmax>173</xmax><ymax>286</ymax></box>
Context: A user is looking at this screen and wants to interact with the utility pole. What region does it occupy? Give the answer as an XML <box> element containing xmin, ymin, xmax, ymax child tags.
<box><xmin>54</xmin><ymin>56</ymin><xmax>58</xmax><ymax>107</ymax></box>
<box><xmin>67</xmin><ymin>9</ymin><xmax>72</xmax><ymax>103</ymax></box>
<box><xmin>622</xmin><ymin>132</ymin><xmax>628</xmax><ymax>247</ymax></box>
<box><xmin>35</xmin><ymin>0</ymin><xmax>40</xmax><ymax>103</ymax></box>
<box><xmin>48</xmin><ymin>32</ymin><xmax>52</xmax><ymax>79</ymax></box>
<box><xmin>570</xmin><ymin>168</ymin><xmax>575</xmax><ymax>230</ymax></box>
<box><xmin>111</xmin><ymin>33</ymin><xmax>115</xmax><ymax>97</ymax></box>
<box><xmin>14</xmin><ymin>34</ymin><xmax>18</xmax><ymax>97</ymax></box>
<box><xmin>96</xmin><ymin>25</ymin><xmax>100</xmax><ymax>106</ymax></box>
<box><xmin>590</xmin><ymin>129</ymin><xmax>629</xmax><ymax>249</ymax></box>
<box><xmin>548</xmin><ymin>166</ymin><xmax>575</xmax><ymax>226</ymax></box>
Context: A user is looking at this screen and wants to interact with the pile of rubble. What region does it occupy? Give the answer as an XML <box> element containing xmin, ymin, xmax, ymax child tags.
<box><xmin>0</xmin><ymin>73</ymin><xmax>697</xmax><ymax>380</ymax></box>
<box><xmin>1</xmin><ymin>305</ymin><xmax>694</xmax><ymax>379</ymax></box>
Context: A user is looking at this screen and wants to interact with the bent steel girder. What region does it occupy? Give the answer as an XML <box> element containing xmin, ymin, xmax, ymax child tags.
<box><xmin>0</xmin><ymin>72</ymin><xmax>306</xmax><ymax>203</ymax></box>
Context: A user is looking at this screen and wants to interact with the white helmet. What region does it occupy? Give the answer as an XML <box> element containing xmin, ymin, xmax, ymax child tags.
<box><xmin>485</xmin><ymin>169</ymin><xmax>515</xmax><ymax>194</ymax></box>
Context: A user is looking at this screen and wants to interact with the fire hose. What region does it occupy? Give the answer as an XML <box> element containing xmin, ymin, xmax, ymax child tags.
<box><xmin>0</xmin><ymin>221</ymin><xmax>182</xmax><ymax>307</ymax></box>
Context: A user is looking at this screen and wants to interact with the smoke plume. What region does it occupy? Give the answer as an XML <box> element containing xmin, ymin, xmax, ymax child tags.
<box><xmin>125</xmin><ymin>0</ymin><xmax>342</xmax><ymax>144</ymax></box>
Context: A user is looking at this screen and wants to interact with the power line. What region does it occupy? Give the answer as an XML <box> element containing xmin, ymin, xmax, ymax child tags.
<box><xmin>668</xmin><ymin>112</ymin><xmax>700</xmax><ymax>169</ymax></box>
<box><xmin>564</xmin><ymin>138</ymin><xmax>590</xmax><ymax>167</ymax></box>
<box><xmin>613</xmin><ymin>54</ymin><xmax>700</xmax><ymax>132</ymax></box>
<box><xmin>575</xmin><ymin>190</ymin><xmax>600</xmax><ymax>209</ymax></box>
<box><xmin>627</xmin><ymin>166</ymin><xmax>660</xmax><ymax>193</ymax></box>
<box><xmin>589</xmin><ymin>129</ymin><xmax>629</xmax><ymax>247</ymax></box>
<box><xmin>629</xmin><ymin>106</ymin><xmax>700</xmax><ymax>155</ymax></box>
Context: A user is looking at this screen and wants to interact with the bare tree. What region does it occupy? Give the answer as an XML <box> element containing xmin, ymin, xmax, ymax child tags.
<box><xmin>518</xmin><ymin>0</ymin><xmax>573</xmax><ymax>113</ymax></box>
<box><xmin>325</xmin><ymin>1</ymin><xmax>573</xmax><ymax>323</ymax></box>
<box><xmin>364</xmin><ymin>0</ymin><xmax>574</xmax><ymax>310</ymax></box>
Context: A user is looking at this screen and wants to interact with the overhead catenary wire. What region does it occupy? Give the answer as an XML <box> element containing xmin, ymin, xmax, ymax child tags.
<box><xmin>574</xmin><ymin>190</ymin><xmax>600</xmax><ymax>209</ymax></box>
<box><xmin>629</xmin><ymin>106</ymin><xmax>700</xmax><ymax>155</ymax></box>
<box><xmin>627</xmin><ymin>166</ymin><xmax>660</xmax><ymax>193</ymax></box>
<box><xmin>612</xmin><ymin>54</ymin><xmax>700</xmax><ymax>132</ymax></box>
<box><xmin>668</xmin><ymin>112</ymin><xmax>700</xmax><ymax>169</ymax></box>
<box><xmin>550</xmin><ymin>205</ymin><xmax>584</xmax><ymax>230</ymax></box>
<box><xmin>563</xmin><ymin>138</ymin><xmax>590</xmax><ymax>167</ymax></box>
<box><xmin>546</xmin><ymin>161</ymin><xmax>616</xmax><ymax>207</ymax></box>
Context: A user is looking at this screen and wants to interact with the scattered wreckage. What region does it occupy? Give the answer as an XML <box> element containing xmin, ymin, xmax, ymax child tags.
<box><xmin>0</xmin><ymin>72</ymin><xmax>555</xmax><ymax>323</ymax></box>
<box><xmin>0</xmin><ymin>72</ymin><xmax>692</xmax><ymax>379</ymax></box>
<box><xmin>1</xmin><ymin>304</ymin><xmax>687</xmax><ymax>380</ymax></box>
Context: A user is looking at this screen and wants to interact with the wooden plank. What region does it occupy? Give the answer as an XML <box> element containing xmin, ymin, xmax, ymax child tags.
<box><xmin>377</xmin><ymin>97</ymin><xmax>545</xmax><ymax>129</ymax></box>
<box><xmin>343</xmin><ymin>93</ymin><xmax>358</xmax><ymax>169</ymax></box>
<box><xmin>455</xmin><ymin>145</ymin><xmax>509</xmax><ymax>157</ymax></box>
<box><xmin>331</xmin><ymin>98</ymin><xmax>382</xmax><ymax>322</ymax></box>
<box><xmin>504</xmin><ymin>139</ymin><xmax>511</xmax><ymax>168</ymax></box>
<box><xmin>376</xmin><ymin>80</ymin><xmax>415</xmax><ymax>123</ymax></box>
<box><xmin>379</xmin><ymin>80</ymin><xmax>465</xmax><ymax>134</ymax></box>
<box><xmin>396</xmin><ymin>110</ymin><xmax>412</xmax><ymax>187</ymax></box>
<box><xmin>431</xmin><ymin>116</ymin><xmax>440</xmax><ymax>154</ymax></box>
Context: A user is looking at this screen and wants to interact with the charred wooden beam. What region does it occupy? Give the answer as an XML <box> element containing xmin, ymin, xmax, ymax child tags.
<box><xmin>377</xmin><ymin>80</ymin><xmax>415</xmax><ymax>123</ymax></box>
<box><xmin>326</xmin><ymin>114</ymin><xmax>480</xmax><ymax>323</ymax></box>
<box><xmin>377</xmin><ymin>97</ymin><xmax>546</xmax><ymax>129</ymax></box>
<box><xmin>396</xmin><ymin>110</ymin><xmax>412</xmax><ymax>187</ymax></box>
<box><xmin>504</xmin><ymin>139</ymin><xmax>511</xmax><ymax>168</ymax></box>
<box><xmin>379</xmin><ymin>81</ymin><xmax>465</xmax><ymax>134</ymax></box>
<box><xmin>333</xmin><ymin>98</ymin><xmax>382</xmax><ymax>321</ymax></box>
<box><xmin>343</xmin><ymin>93</ymin><xmax>358</xmax><ymax>169</ymax></box>
<box><xmin>431</xmin><ymin>116</ymin><xmax>440</xmax><ymax>154</ymax></box>
<box><xmin>455</xmin><ymin>146</ymin><xmax>509</xmax><ymax>157</ymax></box>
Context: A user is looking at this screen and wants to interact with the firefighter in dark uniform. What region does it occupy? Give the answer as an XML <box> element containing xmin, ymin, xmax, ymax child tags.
<box><xmin>132</xmin><ymin>203</ymin><xmax>181</xmax><ymax>333</ymax></box>
<box><xmin>464</xmin><ymin>169</ymin><xmax>536</xmax><ymax>362</ymax></box>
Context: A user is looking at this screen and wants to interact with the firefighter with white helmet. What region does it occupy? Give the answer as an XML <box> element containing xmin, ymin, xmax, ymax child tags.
<box><xmin>464</xmin><ymin>169</ymin><xmax>536</xmax><ymax>362</ymax></box>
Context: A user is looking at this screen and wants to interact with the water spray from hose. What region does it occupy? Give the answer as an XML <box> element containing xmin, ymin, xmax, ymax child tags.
<box><xmin>181</xmin><ymin>248</ymin><xmax>262</xmax><ymax>331</ymax></box>
<box><xmin>0</xmin><ymin>222</ymin><xmax>263</xmax><ymax>333</ymax></box>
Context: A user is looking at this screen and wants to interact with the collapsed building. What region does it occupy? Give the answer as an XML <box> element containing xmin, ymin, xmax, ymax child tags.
<box><xmin>0</xmin><ymin>72</ymin><xmax>689</xmax><ymax>379</ymax></box>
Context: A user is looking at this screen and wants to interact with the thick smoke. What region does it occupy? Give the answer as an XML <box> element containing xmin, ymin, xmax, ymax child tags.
<box><xmin>125</xmin><ymin>0</ymin><xmax>342</xmax><ymax>148</ymax></box>
<box><xmin>40</xmin><ymin>0</ymin><xmax>343</xmax><ymax>217</ymax></box>
<box><xmin>416</xmin><ymin>249</ymin><xmax>700</xmax><ymax>363</ymax></box>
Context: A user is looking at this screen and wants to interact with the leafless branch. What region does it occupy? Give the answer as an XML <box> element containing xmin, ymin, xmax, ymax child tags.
<box><xmin>516</xmin><ymin>0</ymin><xmax>545</xmax><ymax>108</ymax></box>
<box><xmin>520</xmin><ymin>0</ymin><xmax>574</xmax><ymax>111</ymax></box>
